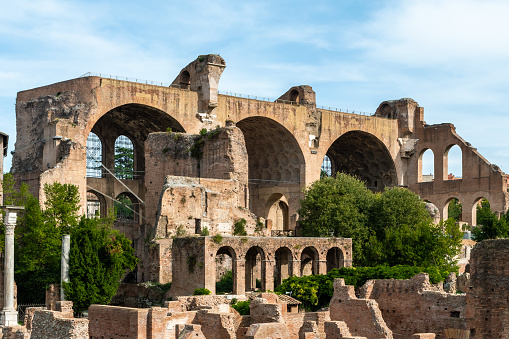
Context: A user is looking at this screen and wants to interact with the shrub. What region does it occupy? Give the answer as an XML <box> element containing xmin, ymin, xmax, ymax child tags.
<box><xmin>193</xmin><ymin>288</ymin><xmax>211</xmax><ymax>295</ymax></box>
<box><xmin>233</xmin><ymin>219</ymin><xmax>247</xmax><ymax>236</ymax></box>
<box><xmin>212</xmin><ymin>234</ymin><xmax>223</xmax><ymax>244</ymax></box>
<box><xmin>216</xmin><ymin>270</ymin><xmax>233</xmax><ymax>294</ymax></box>
<box><xmin>231</xmin><ymin>300</ymin><xmax>250</xmax><ymax>315</ymax></box>
<box><xmin>275</xmin><ymin>265</ymin><xmax>450</xmax><ymax>311</ymax></box>
<box><xmin>201</xmin><ymin>227</ymin><xmax>210</xmax><ymax>236</ymax></box>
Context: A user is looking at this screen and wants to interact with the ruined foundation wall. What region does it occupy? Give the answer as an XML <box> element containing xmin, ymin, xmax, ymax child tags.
<box><xmin>359</xmin><ymin>273</ymin><xmax>466</xmax><ymax>339</ymax></box>
<box><xmin>467</xmin><ymin>239</ymin><xmax>509</xmax><ymax>338</ymax></box>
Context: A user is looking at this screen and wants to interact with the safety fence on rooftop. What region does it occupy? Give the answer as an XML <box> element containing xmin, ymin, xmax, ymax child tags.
<box><xmin>80</xmin><ymin>72</ymin><xmax>374</xmax><ymax>116</ymax></box>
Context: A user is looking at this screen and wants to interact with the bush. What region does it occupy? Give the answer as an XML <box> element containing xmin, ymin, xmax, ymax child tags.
<box><xmin>233</xmin><ymin>219</ymin><xmax>247</xmax><ymax>236</ymax></box>
<box><xmin>275</xmin><ymin>265</ymin><xmax>450</xmax><ymax>311</ymax></box>
<box><xmin>231</xmin><ymin>300</ymin><xmax>250</xmax><ymax>315</ymax></box>
<box><xmin>193</xmin><ymin>288</ymin><xmax>211</xmax><ymax>295</ymax></box>
<box><xmin>216</xmin><ymin>270</ymin><xmax>233</xmax><ymax>294</ymax></box>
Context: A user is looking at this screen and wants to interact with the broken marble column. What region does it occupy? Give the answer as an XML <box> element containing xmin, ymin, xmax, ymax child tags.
<box><xmin>0</xmin><ymin>206</ymin><xmax>24</xmax><ymax>326</ymax></box>
<box><xmin>61</xmin><ymin>234</ymin><xmax>70</xmax><ymax>301</ymax></box>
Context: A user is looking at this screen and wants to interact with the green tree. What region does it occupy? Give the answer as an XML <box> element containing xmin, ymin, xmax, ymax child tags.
<box><xmin>298</xmin><ymin>173</ymin><xmax>373</xmax><ymax>265</ymax></box>
<box><xmin>63</xmin><ymin>217</ymin><xmax>138</xmax><ymax>314</ymax></box>
<box><xmin>447</xmin><ymin>198</ymin><xmax>462</xmax><ymax>222</ymax></box>
<box><xmin>472</xmin><ymin>199</ymin><xmax>509</xmax><ymax>241</ymax></box>
<box><xmin>115</xmin><ymin>146</ymin><xmax>134</xmax><ymax>179</ymax></box>
<box><xmin>298</xmin><ymin>173</ymin><xmax>462</xmax><ymax>270</ymax></box>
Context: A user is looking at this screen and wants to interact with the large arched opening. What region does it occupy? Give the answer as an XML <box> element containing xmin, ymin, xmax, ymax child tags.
<box><xmin>444</xmin><ymin>144</ymin><xmax>463</xmax><ymax>180</ymax></box>
<box><xmin>86</xmin><ymin>103</ymin><xmax>185</xmax><ymax>229</ymax></box>
<box><xmin>237</xmin><ymin>117</ymin><xmax>305</xmax><ymax>228</ymax></box>
<box><xmin>326</xmin><ymin>247</ymin><xmax>344</xmax><ymax>273</ymax></box>
<box><xmin>325</xmin><ymin>131</ymin><xmax>397</xmax><ymax>191</ymax></box>
<box><xmin>300</xmin><ymin>246</ymin><xmax>319</xmax><ymax>276</ymax></box>
<box><xmin>245</xmin><ymin>246</ymin><xmax>266</xmax><ymax>292</ymax></box>
<box><xmin>215</xmin><ymin>246</ymin><xmax>236</xmax><ymax>295</ymax></box>
<box><xmin>274</xmin><ymin>247</ymin><xmax>293</xmax><ymax>287</ymax></box>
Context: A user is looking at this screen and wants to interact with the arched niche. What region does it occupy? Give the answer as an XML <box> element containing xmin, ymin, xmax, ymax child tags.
<box><xmin>473</xmin><ymin>197</ymin><xmax>490</xmax><ymax>227</ymax></box>
<box><xmin>215</xmin><ymin>246</ymin><xmax>236</xmax><ymax>294</ymax></box>
<box><xmin>300</xmin><ymin>246</ymin><xmax>319</xmax><ymax>276</ymax></box>
<box><xmin>245</xmin><ymin>246</ymin><xmax>266</xmax><ymax>292</ymax></box>
<box><xmin>325</xmin><ymin>131</ymin><xmax>397</xmax><ymax>191</ymax></box>
<box><xmin>115</xmin><ymin>192</ymin><xmax>138</xmax><ymax>222</ymax></box>
<box><xmin>326</xmin><ymin>247</ymin><xmax>344</xmax><ymax>273</ymax></box>
<box><xmin>274</xmin><ymin>247</ymin><xmax>293</xmax><ymax>288</ymax></box>
<box><xmin>266</xmin><ymin>194</ymin><xmax>290</xmax><ymax>232</ymax></box>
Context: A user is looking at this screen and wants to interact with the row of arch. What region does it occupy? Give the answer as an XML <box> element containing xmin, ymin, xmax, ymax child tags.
<box><xmin>427</xmin><ymin>196</ymin><xmax>491</xmax><ymax>226</ymax></box>
<box><xmin>418</xmin><ymin>145</ymin><xmax>463</xmax><ymax>182</ymax></box>
<box><xmin>86</xmin><ymin>190</ymin><xmax>140</xmax><ymax>222</ymax></box>
<box><xmin>214</xmin><ymin>245</ymin><xmax>345</xmax><ymax>294</ymax></box>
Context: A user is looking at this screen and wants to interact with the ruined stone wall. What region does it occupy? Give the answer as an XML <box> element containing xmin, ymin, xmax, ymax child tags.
<box><xmin>467</xmin><ymin>239</ymin><xmax>509</xmax><ymax>338</ymax></box>
<box><xmin>359</xmin><ymin>273</ymin><xmax>466</xmax><ymax>339</ymax></box>
<box><xmin>145</xmin><ymin>126</ymin><xmax>249</xmax><ymax>232</ymax></box>
<box><xmin>170</xmin><ymin>236</ymin><xmax>352</xmax><ymax>297</ymax></box>
<box><xmin>330</xmin><ymin>278</ymin><xmax>393</xmax><ymax>339</ymax></box>
<box><xmin>29</xmin><ymin>310</ymin><xmax>88</xmax><ymax>339</ymax></box>
<box><xmin>408</xmin><ymin>122</ymin><xmax>508</xmax><ymax>225</ymax></box>
<box><xmin>283</xmin><ymin>311</ymin><xmax>330</xmax><ymax>339</ymax></box>
<box><xmin>88</xmin><ymin>304</ymin><xmax>150</xmax><ymax>339</ymax></box>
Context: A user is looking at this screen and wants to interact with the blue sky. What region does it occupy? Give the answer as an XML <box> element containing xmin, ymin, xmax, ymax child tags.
<box><xmin>2</xmin><ymin>0</ymin><xmax>509</xmax><ymax>177</ymax></box>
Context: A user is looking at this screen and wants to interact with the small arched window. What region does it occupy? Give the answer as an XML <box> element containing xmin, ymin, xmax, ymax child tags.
<box><xmin>86</xmin><ymin>132</ymin><xmax>102</xmax><ymax>178</ymax></box>
<box><xmin>444</xmin><ymin>144</ymin><xmax>462</xmax><ymax>180</ymax></box>
<box><xmin>418</xmin><ymin>149</ymin><xmax>434</xmax><ymax>182</ymax></box>
<box><xmin>114</xmin><ymin>135</ymin><xmax>134</xmax><ymax>179</ymax></box>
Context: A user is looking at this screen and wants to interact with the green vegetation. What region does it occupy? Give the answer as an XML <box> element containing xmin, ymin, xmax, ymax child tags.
<box><xmin>298</xmin><ymin>173</ymin><xmax>463</xmax><ymax>271</ymax></box>
<box><xmin>216</xmin><ymin>270</ymin><xmax>233</xmax><ymax>294</ymax></box>
<box><xmin>233</xmin><ymin>218</ymin><xmax>247</xmax><ymax>236</ymax></box>
<box><xmin>63</xmin><ymin>217</ymin><xmax>138</xmax><ymax>314</ymax></box>
<box><xmin>201</xmin><ymin>227</ymin><xmax>210</xmax><ymax>236</ymax></box>
<box><xmin>472</xmin><ymin>199</ymin><xmax>509</xmax><ymax>240</ymax></box>
<box><xmin>448</xmin><ymin>198</ymin><xmax>462</xmax><ymax>222</ymax></box>
<box><xmin>114</xmin><ymin>145</ymin><xmax>134</xmax><ymax>179</ymax></box>
<box><xmin>193</xmin><ymin>288</ymin><xmax>211</xmax><ymax>295</ymax></box>
<box><xmin>231</xmin><ymin>299</ymin><xmax>250</xmax><ymax>315</ymax></box>
<box><xmin>1</xmin><ymin>175</ymin><xmax>138</xmax><ymax>312</ymax></box>
<box><xmin>212</xmin><ymin>234</ymin><xmax>223</xmax><ymax>244</ymax></box>
<box><xmin>275</xmin><ymin>265</ymin><xmax>450</xmax><ymax>311</ymax></box>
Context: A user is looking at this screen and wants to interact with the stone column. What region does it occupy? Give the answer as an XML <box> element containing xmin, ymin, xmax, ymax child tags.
<box><xmin>0</xmin><ymin>206</ymin><xmax>24</xmax><ymax>326</ymax></box>
<box><xmin>60</xmin><ymin>235</ymin><xmax>70</xmax><ymax>301</ymax></box>
<box><xmin>233</xmin><ymin>259</ymin><xmax>245</xmax><ymax>295</ymax></box>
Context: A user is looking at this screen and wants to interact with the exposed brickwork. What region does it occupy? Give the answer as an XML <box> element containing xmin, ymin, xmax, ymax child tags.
<box><xmin>330</xmin><ymin>279</ymin><xmax>393</xmax><ymax>339</ymax></box>
<box><xmin>467</xmin><ymin>239</ymin><xmax>509</xmax><ymax>338</ymax></box>
<box><xmin>358</xmin><ymin>274</ymin><xmax>466</xmax><ymax>339</ymax></box>
<box><xmin>29</xmin><ymin>309</ymin><xmax>88</xmax><ymax>339</ymax></box>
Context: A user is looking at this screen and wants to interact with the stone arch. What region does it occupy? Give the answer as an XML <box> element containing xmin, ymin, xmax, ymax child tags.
<box><xmin>418</xmin><ymin>148</ymin><xmax>434</xmax><ymax>182</ymax></box>
<box><xmin>444</xmin><ymin>144</ymin><xmax>463</xmax><ymax>180</ymax></box>
<box><xmin>300</xmin><ymin>246</ymin><xmax>319</xmax><ymax>276</ymax></box>
<box><xmin>472</xmin><ymin>197</ymin><xmax>490</xmax><ymax>227</ymax></box>
<box><xmin>86</xmin><ymin>190</ymin><xmax>105</xmax><ymax>218</ymax></box>
<box><xmin>245</xmin><ymin>246</ymin><xmax>266</xmax><ymax>292</ymax></box>
<box><xmin>326</xmin><ymin>130</ymin><xmax>397</xmax><ymax>191</ymax></box>
<box><xmin>115</xmin><ymin>192</ymin><xmax>139</xmax><ymax>222</ymax></box>
<box><xmin>326</xmin><ymin>247</ymin><xmax>344</xmax><ymax>273</ymax></box>
<box><xmin>215</xmin><ymin>246</ymin><xmax>236</xmax><ymax>294</ymax></box>
<box><xmin>444</xmin><ymin>197</ymin><xmax>462</xmax><ymax>222</ymax></box>
<box><xmin>86</xmin><ymin>132</ymin><xmax>103</xmax><ymax>178</ymax></box>
<box><xmin>179</xmin><ymin>70</ymin><xmax>191</xmax><ymax>89</ymax></box>
<box><xmin>274</xmin><ymin>247</ymin><xmax>293</xmax><ymax>287</ymax></box>
<box><xmin>237</xmin><ymin>117</ymin><xmax>305</xmax><ymax>225</ymax></box>
<box><xmin>89</xmin><ymin>103</ymin><xmax>185</xmax><ymax>178</ymax></box>
<box><xmin>266</xmin><ymin>194</ymin><xmax>290</xmax><ymax>231</ymax></box>
<box><xmin>289</xmin><ymin>89</ymin><xmax>299</xmax><ymax>103</ymax></box>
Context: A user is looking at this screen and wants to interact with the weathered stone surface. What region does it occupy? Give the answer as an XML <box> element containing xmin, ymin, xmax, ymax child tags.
<box><xmin>245</xmin><ymin>322</ymin><xmax>290</xmax><ymax>339</ymax></box>
<box><xmin>330</xmin><ymin>279</ymin><xmax>393</xmax><ymax>339</ymax></box>
<box><xmin>358</xmin><ymin>274</ymin><xmax>466</xmax><ymax>339</ymax></box>
<box><xmin>30</xmin><ymin>310</ymin><xmax>88</xmax><ymax>339</ymax></box>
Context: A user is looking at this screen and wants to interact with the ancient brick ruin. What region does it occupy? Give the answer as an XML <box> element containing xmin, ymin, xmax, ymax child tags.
<box><xmin>4</xmin><ymin>54</ymin><xmax>509</xmax><ymax>337</ymax></box>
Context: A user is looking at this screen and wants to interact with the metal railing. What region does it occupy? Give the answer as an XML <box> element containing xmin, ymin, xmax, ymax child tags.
<box><xmin>18</xmin><ymin>303</ymin><xmax>45</xmax><ymax>323</ymax></box>
<box><xmin>86</xmin><ymin>168</ymin><xmax>145</xmax><ymax>180</ymax></box>
<box><xmin>79</xmin><ymin>72</ymin><xmax>374</xmax><ymax>116</ymax></box>
<box><xmin>271</xmin><ymin>230</ymin><xmax>296</xmax><ymax>237</ymax></box>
